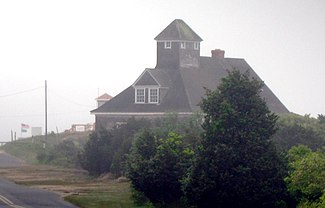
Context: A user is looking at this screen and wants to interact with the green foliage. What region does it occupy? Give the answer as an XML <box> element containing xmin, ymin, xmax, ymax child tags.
<box><xmin>185</xmin><ymin>70</ymin><xmax>288</xmax><ymax>207</ymax></box>
<box><xmin>298</xmin><ymin>193</ymin><xmax>325</xmax><ymax>208</ymax></box>
<box><xmin>79</xmin><ymin>118</ymin><xmax>151</xmax><ymax>176</ymax></box>
<box><xmin>127</xmin><ymin>130</ymin><xmax>194</xmax><ymax>207</ymax></box>
<box><xmin>286</xmin><ymin>145</ymin><xmax>325</xmax><ymax>204</ymax></box>
<box><xmin>110</xmin><ymin>118</ymin><xmax>152</xmax><ymax>176</ymax></box>
<box><xmin>273</xmin><ymin>114</ymin><xmax>325</xmax><ymax>151</ymax></box>
<box><xmin>64</xmin><ymin>182</ymin><xmax>141</xmax><ymax>208</ymax></box>
<box><xmin>37</xmin><ymin>140</ymin><xmax>81</xmax><ymax>168</ymax></box>
<box><xmin>153</xmin><ymin>113</ymin><xmax>203</xmax><ymax>147</ymax></box>
<box><xmin>1</xmin><ymin>131</ymin><xmax>90</xmax><ymax>167</ymax></box>
<box><xmin>1</xmin><ymin>140</ymin><xmax>43</xmax><ymax>164</ymax></box>
<box><xmin>131</xmin><ymin>188</ymin><xmax>155</xmax><ymax>207</ymax></box>
<box><xmin>317</xmin><ymin>114</ymin><xmax>325</xmax><ymax>124</ymax></box>
<box><xmin>79</xmin><ymin>114</ymin><xmax>203</xmax><ymax>177</ymax></box>
<box><xmin>79</xmin><ymin>130</ymin><xmax>114</xmax><ymax>175</ymax></box>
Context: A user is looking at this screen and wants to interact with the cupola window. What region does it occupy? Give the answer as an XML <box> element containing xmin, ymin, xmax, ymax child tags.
<box><xmin>180</xmin><ymin>42</ymin><xmax>186</xmax><ymax>49</ymax></box>
<box><xmin>194</xmin><ymin>42</ymin><xmax>199</xmax><ymax>50</ymax></box>
<box><xmin>164</xmin><ymin>41</ymin><xmax>171</xmax><ymax>49</ymax></box>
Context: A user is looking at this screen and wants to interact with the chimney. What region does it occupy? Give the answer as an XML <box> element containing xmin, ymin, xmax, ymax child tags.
<box><xmin>211</xmin><ymin>49</ymin><xmax>225</xmax><ymax>58</ymax></box>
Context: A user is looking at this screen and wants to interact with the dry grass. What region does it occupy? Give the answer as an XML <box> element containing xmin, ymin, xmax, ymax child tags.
<box><xmin>0</xmin><ymin>164</ymin><xmax>137</xmax><ymax>208</ymax></box>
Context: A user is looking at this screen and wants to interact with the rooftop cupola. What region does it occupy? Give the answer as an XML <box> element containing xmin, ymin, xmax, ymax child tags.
<box><xmin>154</xmin><ymin>19</ymin><xmax>203</xmax><ymax>69</ymax></box>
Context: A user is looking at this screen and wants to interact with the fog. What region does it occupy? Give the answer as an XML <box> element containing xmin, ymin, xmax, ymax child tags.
<box><xmin>1</xmin><ymin>0</ymin><xmax>325</xmax><ymax>141</ymax></box>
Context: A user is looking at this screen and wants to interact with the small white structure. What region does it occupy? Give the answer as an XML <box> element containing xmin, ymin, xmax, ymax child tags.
<box><xmin>70</xmin><ymin>123</ymin><xmax>94</xmax><ymax>132</ymax></box>
<box><xmin>31</xmin><ymin>127</ymin><xmax>42</xmax><ymax>136</ymax></box>
<box><xmin>96</xmin><ymin>93</ymin><xmax>113</xmax><ymax>107</ymax></box>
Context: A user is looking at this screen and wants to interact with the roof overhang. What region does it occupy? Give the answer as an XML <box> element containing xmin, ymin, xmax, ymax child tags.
<box><xmin>91</xmin><ymin>112</ymin><xmax>194</xmax><ymax>116</ymax></box>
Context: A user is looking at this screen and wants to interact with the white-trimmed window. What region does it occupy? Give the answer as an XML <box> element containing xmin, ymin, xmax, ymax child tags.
<box><xmin>149</xmin><ymin>88</ymin><xmax>159</xmax><ymax>103</ymax></box>
<box><xmin>194</xmin><ymin>42</ymin><xmax>199</xmax><ymax>50</ymax></box>
<box><xmin>180</xmin><ymin>42</ymin><xmax>186</xmax><ymax>49</ymax></box>
<box><xmin>135</xmin><ymin>88</ymin><xmax>145</xmax><ymax>103</ymax></box>
<box><xmin>164</xmin><ymin>41</ymin><xmax>171</xmax><ymax>49</ymax></box>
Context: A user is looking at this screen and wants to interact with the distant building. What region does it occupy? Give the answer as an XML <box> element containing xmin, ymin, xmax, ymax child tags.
<box><xmin>31</xmin><ymin>127</ymin><xmax>42</xmax><ymax>136</ymax></box>
<box><xmin>96</xmin><ymin>93</ymin><xmax>113</xmax><ymax>108</ymax></box>
<box><xmin>69</xmin><ymin>123</ymin><xmax>94</xmax><ymax>132</ymax></box>
<box><xmin>91</xmin><ymin>19</ymin><xmax>289</xmax><ymax>131</ymax></box>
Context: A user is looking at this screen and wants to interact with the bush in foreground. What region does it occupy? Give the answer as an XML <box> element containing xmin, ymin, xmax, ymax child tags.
<box><xmin>127</xmin><ymin>130</ymin><xmax>194</xmax><ymax>207</ymax></box>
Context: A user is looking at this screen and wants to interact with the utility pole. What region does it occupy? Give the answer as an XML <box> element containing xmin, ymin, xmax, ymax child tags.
<box><xmin>44</xmin><ymin>80</ymin><xmax>48</xmax><ymax>148</ymax></box>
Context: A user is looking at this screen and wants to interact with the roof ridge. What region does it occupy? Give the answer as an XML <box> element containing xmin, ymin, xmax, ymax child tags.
<box><xmin>175</xmin><ymin>20</ymin><xmax>182</xmax><ymax>40</ymax></box>
<box><xmin>177</xmin><ymin>69</ymin><xmax>194</xmax><ymax>111</ymax></box>
<box><xmin>154</xmin><ymin>19</ymin><xmax>203</xmax><ymax>41</ymax></box>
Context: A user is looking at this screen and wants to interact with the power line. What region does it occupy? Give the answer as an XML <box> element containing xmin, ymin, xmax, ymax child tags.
<box><xmin>48</xmin><ymin>89</ymin><xmax>95</xmax><ymax>108</ymax></box>
<box><xmin>0</xmin><ymin>110</ymin><xmax>93</xmax><ymax>118</ymax></box>
<box><xmin>0</xmin><ymin>85</ymin><xmax>94</xmax><ymax>108</ymax></box>
<box><xmin>0</xmin><ymin>86</ymin><xmax>43</xmax><ymax>98</ymax></box>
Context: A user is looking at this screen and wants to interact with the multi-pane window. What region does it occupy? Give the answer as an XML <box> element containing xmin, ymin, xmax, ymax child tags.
<box><xmin>135</xmin><ymin>88</ymin><xmax>145</xmax><ymax>103</ymax></box>
<box><xmin>149</xmin><ymin>88</ymin><xmax>159</xmax><ymax>103</ymax></box>
<box><xmin>194</xmin><ymin>42</ymin><xmax>199</xmax><ymax>50</ymax></box>
<box><xmin>164</xmin><ymin>41</ymin><xmax>171</xmax><ymax>49</ymax></box>
<box><xmin>135</xmin><ymin>87</ymin><xmax>159</xmax><ymax>104</ymax></box>
<box><xmin>180</xmin><ymin>42</ymin><xmax>186</xmax><ymax>49</ymax></box>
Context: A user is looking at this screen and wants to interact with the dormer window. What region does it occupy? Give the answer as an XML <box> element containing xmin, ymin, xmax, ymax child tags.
<box><xmin>194</xmin><ymin>42</ymin><xmax>199</xmax><ymax>50</ymax></box>
<box><xmin>180</xmin><ymin>42</ymin><xmax>186</xmax><ymax>49</ymax></box>
<box><xmin>164</xmin><ymin>41</ymin><xmax>171</xmax><ymax>49</ymax></box>
<box><xmin>134</xmin><ymin>87</ymin><xmax>160</xmax><ymax>104</ymax></box>
<box><xmin>135</xmin><ymin>88</ymin><xmax>145</xmax><ymax>103</ymax></box>
<box><xmin>149</xmin><ymin>88</ymin><xmax>159</xmax><ymax>103</ymax></box>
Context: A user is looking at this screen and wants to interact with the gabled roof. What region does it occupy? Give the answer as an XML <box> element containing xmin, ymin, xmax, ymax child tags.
<box><xmin>91</xmin><ymin>71</ymin><xmax>192</xmax><ymax>114</ymax></box>
<box><xmin>133</xmin><ymin>68</ymin><xmax>174</xmax><ymax>88</ymax></box>
<box><xmin>154</xmin><ymin>19</ymin><xmax>203</xmax><ymax>42</ymax></box>
<box><xmin>133</xmin><ymin>70</ymin><xmax>159</xmax><ymax>86</ymax></box>
<box><xmin>92</xmin><ymin>57</ymin><xmax>289</xmax><ymax>115</ymax></box>
<box><xmin>96</xmin><ymin>93</ymin><xmax>113</xmax><ymax>100</ymax></box>
<box><xmin>179</xmin><ymin>57</ymin><xmax>289</xmax><ymax>113</ymax></box>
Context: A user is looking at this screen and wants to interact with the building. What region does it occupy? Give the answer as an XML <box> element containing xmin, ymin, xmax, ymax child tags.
<box><xmin>31</xmin><ymin>127</ymin><xmax>42</xmax><ymax>136</ymax></box>
<box><xmin>69</xmin><ymin>123</ymin><xmax>94</xmax><ymax>132</ymax></box>
<box><xmin>96</xmin><ymin>93</ymin><xmax>113</xmax><ymax>108</ymax></box>
<box><xmin>91</xmin><ymin>19</ymin><xmax>289</xmax><ymax>130</ymax></box>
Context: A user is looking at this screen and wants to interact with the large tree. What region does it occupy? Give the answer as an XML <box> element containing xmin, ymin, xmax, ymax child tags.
<box><xmin>79</xmin><ymin>118</ymin><xmax>151</xmax><ymax>176</ymax></box>
<box><xmin>127</xmin><ymin>130</ymin><xmax>194</xmax><ymax>206</ymax></box>
<box><xmin>185</xmin><ymin>70</ymin><xmax>288</xmax><ymax>207</ymax></box>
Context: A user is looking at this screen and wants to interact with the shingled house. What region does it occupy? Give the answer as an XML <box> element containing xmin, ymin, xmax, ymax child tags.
<box><xmin>91</xmin><ymin>19</ymin><xmax>289</xmax><ymax>130</ymax></box>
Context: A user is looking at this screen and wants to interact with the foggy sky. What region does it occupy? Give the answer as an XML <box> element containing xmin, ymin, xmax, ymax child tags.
<box><xmin>1</xmin><ymin>0</ymin><xmax>325</xmax><ymax>141</ymax></box>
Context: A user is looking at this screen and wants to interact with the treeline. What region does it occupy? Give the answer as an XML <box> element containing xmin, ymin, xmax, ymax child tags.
<box><xmin>78</xmin><ymin>114</ymin><xmax>202</xmax><ymax>176</ymax></box>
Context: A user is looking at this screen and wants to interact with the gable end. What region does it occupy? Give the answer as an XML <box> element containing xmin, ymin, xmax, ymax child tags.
<box><xmin>133</xmin><ymin>69</ymin><xmax>160</xmax><ymax>86</ymax></box>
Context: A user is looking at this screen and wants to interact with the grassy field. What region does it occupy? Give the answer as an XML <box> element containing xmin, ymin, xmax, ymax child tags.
<box><xmin>0</xmin><ymin>164</ymin><xmax>141</xmax><ymax>208</ymax></box>
<box><xmin>0</xmin><ymin>132</ymin><xmax>144</xmax><ymax>208</ymax></box>
<box><xmin>0</xmin><ymin>131</ymin><xmax>89</xmax><ymax>164</ymax></box>
<box><xmin>1</xmin><ymin>141</ymin><xmax>43</xmax><ymax>164</ymax></box>
<box><xmin>65</xmin><ymin>185</ymin><xmax>137</xmax><ymax>208</ymax></box>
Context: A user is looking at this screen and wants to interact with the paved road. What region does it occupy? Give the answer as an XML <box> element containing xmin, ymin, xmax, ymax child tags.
<box><xmin>0</xmin><ymin>151</ymin><xmax>78</xmax><ymax>208</ymax></box>
<box><xmin>0</xmin><ymin>151</ymin><xmax>24</xmax><ymax>167</ymax></box>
